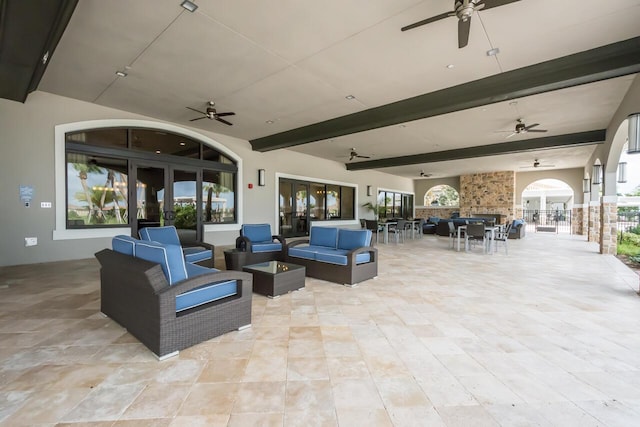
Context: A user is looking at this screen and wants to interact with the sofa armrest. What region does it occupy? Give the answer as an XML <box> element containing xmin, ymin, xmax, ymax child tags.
<box><xmin>346</xmin><ymin>246</ymin><xmax>378</xmax><ymax>265</ymax></box>
<box><xmin>156</xmin><ymin>270</ymin><xmax>253</xmax><ymax>299</ymax></box>
<box><xmin>182</xmin><ymin>240</ymin><xmax>214</xmax><ymax>251</ymax></box>
<box><xmin>273</xmin><ymin>234</ymin><xmax>286</xmax><ymax>246</ymax></box>
<box><xmin>286</xmin><ymin>239</ymin><xmax>310</xmax><ymax>249</ymax></box>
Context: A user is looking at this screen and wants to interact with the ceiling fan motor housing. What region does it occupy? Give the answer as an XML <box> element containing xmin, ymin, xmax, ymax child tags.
<box><xmin>456</xmin><ymin>0</ymin><xmax>478</xmax><ymax>20</ymax></box>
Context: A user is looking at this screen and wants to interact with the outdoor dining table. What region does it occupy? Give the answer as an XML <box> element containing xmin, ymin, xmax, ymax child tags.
<box><xmin>456</xmin><ymin>224</ymin><xmax>501</xmax><ymax>253</ymax></box>
<box><xmin>378</xmin><ymin>221</ymin><xmax>397</xmax><ymax>244</ymax></box>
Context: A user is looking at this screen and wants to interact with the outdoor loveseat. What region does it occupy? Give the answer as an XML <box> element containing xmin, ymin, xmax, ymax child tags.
<box><xmin>95</xmin><ymin>235</ymin><xmax>252</xmax><ymax>359</ymax></box>
<box><xmin>285</xmin><ymin>226</ymin><xmax>377</xmax><ymax>286</ymax></box>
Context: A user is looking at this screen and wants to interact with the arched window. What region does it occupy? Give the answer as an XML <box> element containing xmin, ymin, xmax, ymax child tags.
<box><xmin>63</xmin><ymin>126</ymin><xmax>237</xmax><ymax>240</ymax></box>
<box><xmin>425</xmin><ymin>185</ymin><xmax>459</xmax><ymax>207</ymax></box>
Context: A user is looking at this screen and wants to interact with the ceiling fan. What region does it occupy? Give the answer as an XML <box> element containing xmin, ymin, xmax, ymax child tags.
<box><xmin>499</xmin><ymin>118</ymin><xmax>548</xmax><ymax>139</ymax></box>
<box><xmin>349</xmin><ymin>148</ymin><xmax>371</xmax><ymax>161</ymax></box>
<box><xmin>186</xmin><ymin>101</ymin><xmax>235</xmax><ymax>126</ymax></box>
<box><xmin>401</xmin><ymin>0</ymin><xmax>521</xmax><ymax>48</ymax></box>
<box><xmin>520</xmin><ymin>159</ymin><xmax>555</xmax><ymax>169</ymax></box>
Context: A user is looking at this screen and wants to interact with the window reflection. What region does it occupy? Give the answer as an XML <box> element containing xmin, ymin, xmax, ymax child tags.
<box><xmin>203</xmin><ymin>170</ymin><xmax>235</xmax><ymax>223</ymax></box>
<box><xmin>66</xmin><ymin>153</ymin><xmax>128</xmax><ymax>227</ymax></box>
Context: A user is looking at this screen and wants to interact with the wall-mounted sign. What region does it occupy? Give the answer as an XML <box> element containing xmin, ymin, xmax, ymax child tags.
<box><xmin>19</xmin><ymin>185</ymin><xmax>34</xmax><ymax>207</ymax></box>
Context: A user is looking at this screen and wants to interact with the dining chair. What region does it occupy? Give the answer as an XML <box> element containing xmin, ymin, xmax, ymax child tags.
<box><xmin>388</xmin><ymin>219</ymin><xmax>406</xmax><ymax>243</ymax></box>
<box><xmin>413</xmin><ymin>218</ymin><xmax>425</xmax><ymax>239</ymax></box>
<box><xmin>447</xmin><ymin>221</ymin><xmax>458</xmax><ymax>249</ymax></box>
<box><xmin>492</xmin><ymin>222</ymin><xmax>512</xmax><ymax>254</ymax></box>
<box><xmin>465</xmin><ymin>223</ymin><xmax>486</xmax><ymax>252</ymax></box>
<box><xmin>364</xmin><ymin>220</ymin><xmax>380</xmax><ymax>245</ymax></box>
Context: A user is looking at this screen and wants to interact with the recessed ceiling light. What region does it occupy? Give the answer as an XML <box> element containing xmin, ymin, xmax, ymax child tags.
<box><xmin>155</xmin><ymin>150</ymin><xmax>161</xmax><ymax>154</ymax></box>
<box><xmin>115</xmin><ymin>70</ymin><xmax>127</xmax><ymax>77</ymax></box>
<box><xmin>487</xmin><ymin>47</ymin><xmax>500</xmax><ymax>56</ymax></box>
<box><xmin>345</xmin><ymin>95</ymin><xmax>356</xmax><ymax>100</ymax></box>
<box><xmin>180</xmin><ymin>0</ymin><xmax>198</xmax><ymax>12</ymax></box>
<box><xmin>266</xmin><ymin>120</ymin><xmax>274</xmax><ymax>124</ymax></box>
<box><xmin>179</xmin><ymin>141</ymin><xmax>186</xmax><ymax>146</ymax></box>
<box><xmin>446</xmin><ymin>64</ymin><xmax>454</xmax><ymax>69</ymax></box>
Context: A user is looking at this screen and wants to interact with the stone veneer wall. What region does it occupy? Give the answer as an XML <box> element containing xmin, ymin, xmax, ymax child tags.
<box><xmin>415</xmin><ymin>207</ymin><xmax>458</xmax><ymax>220</ymax></box>
<box><xmin>589</xmin><ymin>202</ymin><xmax>600</xmax><ymax>243</ymax></box>
<box><xmin>460</xmin><ymin>171</ymin><xmax>515</xmax><ymax>223</ymax></box>
<box><xmin>600</xmin><ymin>198</ymin><xmax>617</xmax><ymax>255</ymax></box>
<box><xmin>572</xmin><ymin>206</ymin><xmax>584</xmax><ymax>235</ymax></box>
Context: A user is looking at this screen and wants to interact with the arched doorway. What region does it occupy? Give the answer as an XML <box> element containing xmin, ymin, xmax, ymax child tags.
<box><xmin>522</xmin><ymin>179</ymin><xmax>574</xmax><ymax>234</ymax></box>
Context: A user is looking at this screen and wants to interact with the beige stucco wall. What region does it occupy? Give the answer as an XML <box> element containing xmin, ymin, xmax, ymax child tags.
<box><xmin>0</xmin><ymin>91</ymin><xmax>413</xmax><ymax>266</ymax></box>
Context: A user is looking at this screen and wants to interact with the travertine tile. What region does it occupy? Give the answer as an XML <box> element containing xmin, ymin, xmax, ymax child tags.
<box><xmin>1</xmin><ymin>235</ymin><xmax>640</xmax><ymax>425</ymax></box>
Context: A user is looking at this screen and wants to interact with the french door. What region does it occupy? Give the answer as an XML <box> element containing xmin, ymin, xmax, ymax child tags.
<box><xmin>130</xmin><ymin>161</ymin><xmax>202</xmax><ymax>241</ymax></box>
<box><xmin>279</xmin><ymin>179</ymin><xmax>310</xmax><ymax>238</ymax></box>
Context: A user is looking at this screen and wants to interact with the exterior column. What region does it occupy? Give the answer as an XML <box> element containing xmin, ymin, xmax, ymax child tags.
<box><xmin>600</xmin><ymin>196</ymin><xmax>618</xmax><ymax>255</ymax></box>
<box><xmin>589</xmin><ymin>201</ymin><xmax>601</xmax><ymax>243</ymax></box>
<box><xmin>572</xmin><ymin>204</ymin><xmax>584</xmax><ymax>235</ymax></box>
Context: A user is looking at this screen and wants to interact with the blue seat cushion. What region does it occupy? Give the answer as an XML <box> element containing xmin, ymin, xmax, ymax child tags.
<box><xmin>112</xmin><ymin>235</ymin><xmax>137</xmax><ymax>256</ymax></box>
<box><xmin>241</xmin><ymin>224</ymin><xmax>273</xmax><ymax>243</ymax></box>
<box><xmin>251</xmin><ymin>242</ymin><xmax>282</xmax><ymax>253</ymax></box>
<box><xmin>139</xmin><ymin>226</ymin><xmax>181</xmax><ymax>246</ymax></box>
<box><xmin>315</xmin><ymin>251</ymin><xmax>348</xmax><ymax>265</ymax></box>
<box><xmin>185</xmin><ymin>262</ymin><xmax>219</xmax><ymax>278</ymax></box>
<box><xmin>176</xmin><ymin>280</ymin><xmax>237</xmax><ymax>312</ymax></box>
<box><xmin>337</xmin><ymin>229</ymin><xmax>371</xmax><ymax>250</ymax></box>
<box><xmin>135</xmin><ymin>241</ymin><xmax>187</xmax><ymax>285</ymax></box>
<box><xmin>288</xmin><ymin>245</ymin><xmax>317</xmax><ymax>260</ymax></box>
<box><xmin>183</xmin><ymin>247</ymin><xmax>212</xmax><ymax>264</ymax></box>
<box><xmin>309</xmin><ymin>227</ymin><xmax>338</xmax><ymax>248</ymax></box>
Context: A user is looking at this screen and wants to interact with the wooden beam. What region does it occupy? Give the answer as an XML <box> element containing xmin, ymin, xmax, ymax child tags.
<box><xmin>346</xmin><ymin>130</ymin><xmax>606</xmax><ymax>170</ymax></box>
<box><xmin>250</xmin><ymin>37</ymin><xmax>640</xmax><ymax>152</ymax></box>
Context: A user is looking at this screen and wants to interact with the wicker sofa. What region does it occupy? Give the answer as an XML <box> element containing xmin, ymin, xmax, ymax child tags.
<box><xmin>95</xmin><ymin>235</ymin><xmax>252</xmax><ymax>359</ymax></box>
<box><xmin>285</xmin><ymin>227</ymin><xmax>377</xmax><ymax>286</ymax></box>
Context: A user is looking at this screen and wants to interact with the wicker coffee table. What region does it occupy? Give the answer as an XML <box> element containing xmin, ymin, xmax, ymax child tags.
<box><xmin>242</xmin><ymin>261</ymin><xmax>305</xmax><ymax>298</ymax></box>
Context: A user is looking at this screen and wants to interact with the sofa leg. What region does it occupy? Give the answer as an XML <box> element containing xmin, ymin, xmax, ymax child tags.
<box><xmin>238</xmin><ymin>324</ymin><xmax>252</xmax><ymax>331</ymax></box>
<box><xmin>156</xmin><ymin>351</ymin><xmax>179</xmax><ymax>361</ymax></box>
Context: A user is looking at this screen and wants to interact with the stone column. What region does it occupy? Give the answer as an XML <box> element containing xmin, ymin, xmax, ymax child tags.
<box><xmin>572</xmin><ymin>204</ymin><xmax>584</xmax><ymax>235</ymax></box>
<box><xmin>589</xmin><ymin>201</ymin><xmax>601</xmax><ymax>243</ymax></box>
<box><xmin>600</xmin><ymin>196</ymin><xmax>618</xmax><ymax>255</ymax></box>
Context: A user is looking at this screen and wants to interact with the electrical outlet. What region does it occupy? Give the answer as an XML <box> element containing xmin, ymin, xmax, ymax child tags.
<box><xmin>25</xmin><ymin>237</ymin><xmax>37</xmax><ymax>247</ymax></box>
<box><xmin>41</xmin><ymin>202</ymin><xmax>52</xmax><ymax>208</ymax></box>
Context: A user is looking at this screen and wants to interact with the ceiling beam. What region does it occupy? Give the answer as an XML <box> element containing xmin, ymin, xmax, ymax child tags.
<box><xmin>250</xmin><ymin>37</ymin><xmax>640</xmax><ymax>152</ymax></box>
<box><xmin>0</xmin><ymin>0</ymin><xmax>78</xmax><ymax>103</ymax></box>
<box><xmin>345</xmin><ymin>130</ymin><xmax>606</xmax><ymax>171</ymax></box>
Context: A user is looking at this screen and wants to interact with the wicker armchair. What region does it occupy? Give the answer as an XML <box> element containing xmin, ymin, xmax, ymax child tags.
<box><xmin>95</xmin><ymin>244</ymin><xmax>252</xmax><ymax>360</ymax></box>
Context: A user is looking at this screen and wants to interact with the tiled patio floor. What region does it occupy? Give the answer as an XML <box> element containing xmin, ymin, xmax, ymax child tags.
<box><xmin>1</xmin><ymin>233</ymin><xmax>640</xmax><ymax>426</ymax></box>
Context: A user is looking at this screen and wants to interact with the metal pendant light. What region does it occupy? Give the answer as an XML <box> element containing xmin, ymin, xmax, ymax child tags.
<box><xmin>628</xmin><ymin>113</ymin><xmax>640</xmax><ymax>154</ymax></box>
<box><xmin>617</xmin><ymin>162</ymin><xmax>627</xmax><ymax>183</ymax></box>
<box><xmin>592</xmin><ymin>164</ymin><xmax>603</xmax><ymax>185</ymax></box>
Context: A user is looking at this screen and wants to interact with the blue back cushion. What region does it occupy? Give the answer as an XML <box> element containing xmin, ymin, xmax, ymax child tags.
<box><xmin>112</xmin><ymin>235</ymin><xmax>138</xmax><ymax>256</ymax></box>
<box><xmin>309</xmin><ymin>227</ymin><xmax>338</xmax><ymax>248</ymax></box>
<box><xmin>241</xmin><ymin>224</ymin><xmax>272</xmax><ymax>243</ymax></box>
<box><xmin>513</xmin><ymin>219</ymin><xmax>524</xmax><ymax>227</ymax></box>
<box><xmin>135</xmin><ymin>241</ymin><xmax>187</xmax><ymax>285</ymax></box>
<box><xmin>139</xmin><ymin>226</ymin><xmax>181</xmax><ymax>246</ymax></box>
<box><xmin>337</xmin><ymin>229</ymin><xmax>371</xmax><ymax>250</ymax></box>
